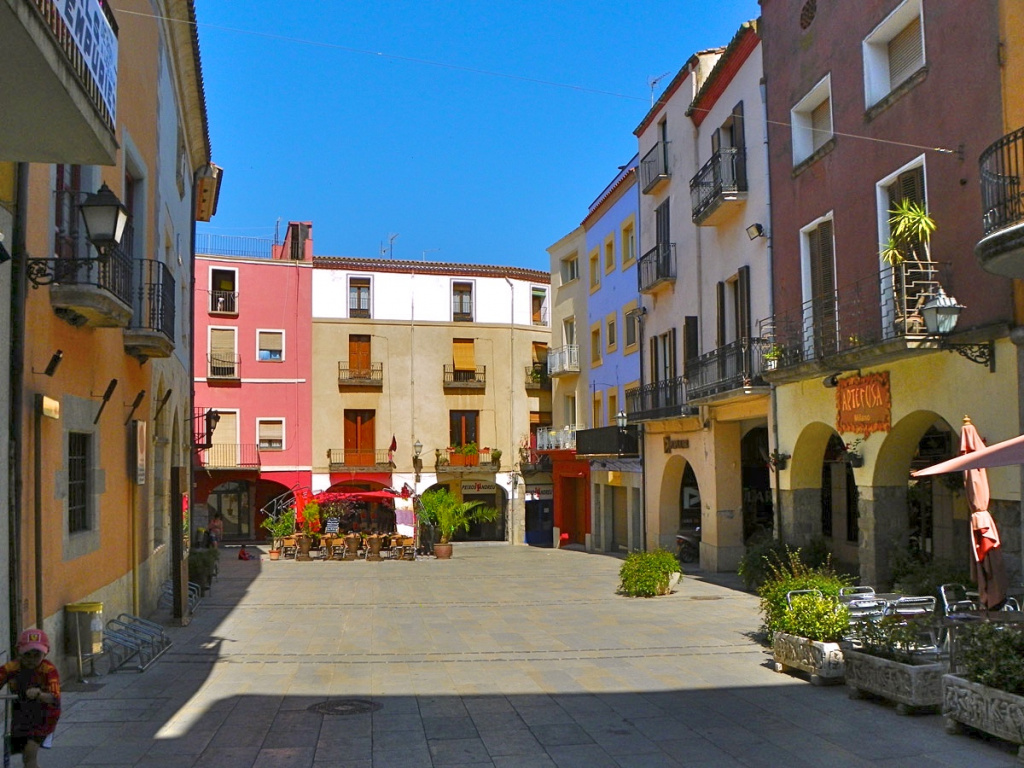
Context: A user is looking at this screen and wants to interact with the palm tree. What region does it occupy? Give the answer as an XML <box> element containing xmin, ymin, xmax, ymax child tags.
<box><xmin>880</xmin><ymin>199</ymin><xmax>938</xmax><ymax>333</ymax></box>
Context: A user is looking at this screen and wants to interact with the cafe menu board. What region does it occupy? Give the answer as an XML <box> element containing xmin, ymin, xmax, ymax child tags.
<box><xmin>324</xmin><ymin>518</ymin><xmax>341</xmax><ymax>534</ymax></box>
<box><xmin>836</xmin><ymin>372</ymin><xmax>891</xmax><ymax>437</ymax></box>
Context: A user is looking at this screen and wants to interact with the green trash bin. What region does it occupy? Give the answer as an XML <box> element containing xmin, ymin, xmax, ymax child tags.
<box><xmin>65</xmin><ymin>601</ymin><xmax>103</xmax><ymax>680</ymax></box>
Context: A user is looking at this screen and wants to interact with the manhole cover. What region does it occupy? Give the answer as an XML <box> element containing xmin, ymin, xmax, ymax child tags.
<box><xmin>689</xmin><ymin>596</ymin><xmax>724</xmax><ymax>601</ymax></box>
<box><xmin>309</xmin><ymin>698</ymin><xmax>382</xmax><ymax>716</ymax></box>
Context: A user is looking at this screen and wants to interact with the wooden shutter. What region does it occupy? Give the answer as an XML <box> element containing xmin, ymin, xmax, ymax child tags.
<box><xmin>811</xmin><ymin>97</ymin><xmax>831</xmax><ymax>151</ymax></box>
<box><xmin>210</xmin><ymin>329</ymin><xmax>236</xmax><ymax>375</ymax></box>
<box><xmin>809</xmin><ymin>221</ymin><xmax>838</xmax><ymax>356</ymax></box>
<box><xmin>682</xmin><ymin>316</ymin><xmax>699</xmax><ymax>378</ymax></box>
<box><xmin>731</xmin><ymin>101</ymin><xmax>746</xmax><ymax>185</ymax></box>
<box><xmin>716</xmin><ymin>281</ymin><xmax>726</xmax><ymax>348</ymax></box>
<box><xmin>349</xmin><ymin>334</ymin><xmax>371</xmax><ymax>373</ymax></box>
<box><xmin>737</xmin><ymin>266</ymin><xmax>751</xmax><ymax>340</ymax></box>
<box><xmin>650</xmin><ymin>337</ymin><xmax>660</xmax><ymax>383</ymax></box>
<box><xmin>888</xmin><ymin>16</ymin><xmax>923</xmax><ymax>90</ymax></box>
<box><xmin>656</xmin><ymin>200</ymin><xmax>670</xmax><ymax>246</ymax></box>
<box><xmin>668</xmin><ymin>328</ymin><xmax>677</xmax><ymax>379</ymax></box>
<box><xmin>453</xmin><ymin>338</ymin><xmax>475</xmax><ymax>371</ymax></box>
<box><xmin>344</xmin><ymin>410</ymin><xmax>375</xmax><ymax>465</ymax></box>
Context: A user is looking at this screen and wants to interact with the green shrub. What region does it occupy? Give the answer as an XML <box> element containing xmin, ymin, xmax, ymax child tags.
<box><xmin>757</xmin><ymin>547</ymin><xmax>852</xmax><ymax>644</ymax></box>
<box><xmin>618</xmin><ymin>549</ymin><xmax>681</xmax><ymax>597</ymax></box>
<box><xmin>853</xmin><ymin>615</ymin><xmax>933</xmax><ymax>664</ymax></box>
<box><xmin>890</xmin><ymin>550</ymin><xmax>969</xmax><ymax>598</ymax></box>
<box><xmin>738</xmin><ymin>532</ymin><xmax>787</xmax><ymax>590</ymax></box>
<box><xmin>777</xmin><ymin>593</ymin><xmax>849</xmax><ymax>643</ymax></box>
<box><xmin>959</xmin><ymin>622</ymin><xmax>1024</xmax><ymax>696</ymax></box>
<box><xmin>188</xmin><ymin>547</ymin><xmax>220</xmax><ymax>591</ymax></box>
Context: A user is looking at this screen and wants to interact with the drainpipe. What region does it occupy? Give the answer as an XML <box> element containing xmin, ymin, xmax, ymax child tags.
<box><xmin>760</xmin><ymin>77</ymin><xmax>783</xmax><ymax>545</ymax></box>
<box><xmin>10</xmin><ymin>163</ymin><xmax>28</xmax><ymax>641</ymax></box>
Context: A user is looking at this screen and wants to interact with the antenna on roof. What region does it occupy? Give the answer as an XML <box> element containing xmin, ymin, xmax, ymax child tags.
<box><xmin>648</xmin><ymin>71</ymin><xmax>671</xmax><ymax>106</ymax></box>
<box><xmin>387</xmin><ymin>233</ymin><xmax>399</xmax><ymax>259</ymax></box>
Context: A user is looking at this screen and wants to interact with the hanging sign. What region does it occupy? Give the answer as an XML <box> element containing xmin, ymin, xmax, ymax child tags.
<box><xmin>56</xmin><ymin>0</ymin><xmax>119</xmax><ymax>121</ymax></box>
<box><xmin>836</xmin><ymin>372</ymin><xmax>891</xmax><ymax>437</ymax></box>
<box><xmin>461</xmin><ymin>481</ymin><xmax>496</xmax><ymax>494</ymax></box>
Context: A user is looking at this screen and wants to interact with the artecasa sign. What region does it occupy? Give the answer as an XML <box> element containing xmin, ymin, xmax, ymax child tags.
<box><xmin>664</xmin><ymin>436</ymin><xmax>689</xmax><ymax>454</ymax></box>
<box><xmin>836</xmin><ymin>372</ymin><xmax>891</xmax><ymax>437</ymax></box>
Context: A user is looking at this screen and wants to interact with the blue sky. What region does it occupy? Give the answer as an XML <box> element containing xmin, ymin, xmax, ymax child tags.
<box><xmin>194</xmin><ymin>1</ymin><xmax>760</xmax><ymax>272</ymax></box>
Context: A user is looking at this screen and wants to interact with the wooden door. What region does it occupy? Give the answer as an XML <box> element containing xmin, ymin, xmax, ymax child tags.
<box><xmin>344</xmin><ymin>410</ymin><xmax>375</xmax><ymax>466</ymax></box>
<box><xmin>349</xmin><ymin>335</ymin><xmax>371</xmax><ymax>377</ymax></box>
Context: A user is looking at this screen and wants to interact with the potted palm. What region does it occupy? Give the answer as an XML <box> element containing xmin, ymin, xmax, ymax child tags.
<box><xmin>296</xmin><ymin>501</ymin><xmax>321</xmax><ymax>561</ymax></box>
<box><xmin>260</xmin><ymin>508</ymin><xmax>296</xmax><ymax>560</ymax></box>
<box><xmin>417</xmin><ymin>488</ymin><xmax>499</xmax><ymax>559</ymax></box>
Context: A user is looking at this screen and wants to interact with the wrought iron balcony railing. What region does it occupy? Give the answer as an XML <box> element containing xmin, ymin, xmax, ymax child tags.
<box><xmin>625</xmin><ymin>377</ymin><xmax>696</xmax><ymax>422</ymax></box>
<box><xmin>979</xmin><ymin>126</ymin><xmax>1024</xmax><ymax>236</ymax></box>
<box><xmin>199</xmin><ymin>444</ymin><xmax>261</xmax><ymax>469</ymax></box>
<box><xmin>547</xmin><ymin>344</ymin><xmax>579</xmax><ymax>376</ymax></box>
<box><xmin>208</xmin><ymin>353</ymin><xmax>241</xmax><ymax>380</ymax></box>
<box><xmin>443</xmin><ymin>364</ymin><xmax>486</xmax><ymax>387</ymax></box>
<box><xmin>763</xmin><ymin>262</ymin><xmax>947</xmax><ymax>371</ymax></box>
<box><xmin>638</xmin><ymin>242</ymin><xmax>676</xmax><ymax>292</ymax></box>
<box><xmin>689</xmin><ymin>147</ymin><xmax>748</xmax><ymax>225</ymax></box>
<box><xmin>338</xmin><ymin>361</ymin><xmax>383</xmax><ymax>386</ymax></box>
<box><xmin>525</xmin><ymin>365</ymin><xmax>551</xmax><ymax>390</ymax></box>
<box><xmin>327</xmin><ymin>448</ymin><xmax>391</xmax><ymax>470</ymax></box>
<box><xmin>536</xmin><ymin>426</ymin><xmax>576</xmax><ymax>451</ymax></box>
<box><xmin>684</xmin><ymin>338</ymin><xmax>767</xmax><ymax>401</ymax></box>
<box><xmin>209</xmin><ymin>290</ymin><xmax>238</xmax><ymax>314</ymax></box>
<box><xmin>640</xmin><ymin>141</ymin><xmax>670</xmax><ymax>193</ymax></box>
<box><xmin>129</xmin><ymin>259</ymin><xmax>175</xmax><ymax>340</ymax></box>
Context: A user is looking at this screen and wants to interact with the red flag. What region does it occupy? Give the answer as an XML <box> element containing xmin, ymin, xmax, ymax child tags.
<box><xmin>389</xmin><ymin>435</ymin><xmax>398</xmax><ymax>453</ymax></box>
<box><xmin>295</xmin><ymin>487</ymin><xmax>311</xmax><ymax>525</ymax></box>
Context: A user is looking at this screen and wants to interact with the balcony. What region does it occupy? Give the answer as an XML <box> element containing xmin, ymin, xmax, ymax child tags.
<box><xmin>638</xmin><ymin>243</ymin><xmax>676</xmax><ymax>293</ymax></box>
<box><xmin>547</xmin><ymin>345</ymin><xmax>579</xmax><ymax>377</ymax></box>
<box><xmin>327</xmin><ymin>448</ymin><xmax>392</xmax><ymax>471</ymax></box>
<box><xmin>537</xmin><ymin>426</ymin><xmax>576</xmax><ymax>452</ymax></box>
<box><xmin>684</xmin><ymin>338</ymin><xmax>768</xmax><ymax>403</ymax></box>
<box><xmin>443</xmin><ymin>364</ymin><xmax>486</xmax><ymax>389</ymax></box>
<box><xmin>640</xmin><ymin>142</ymin><xmax>670</xmax><ymax>194</ymax></box>
<box><xmin>575</xmin><ymin>425</ymin><xmax>639</xmax><ymax>458</ymax></box>
<box><xmin>976</xmin><ymin>126</ymin><xmax>1024</xmax><ymax>277</ymax></box>
<box><xmin>208</xmin><ymin>353</ymin><xmax>241</xmax><ymax>381</ymax></box>
<box><xmin>198</xmin><ymin>444</ymin><xmax>261</xmax><ymax>470</ymax></box>
<box><xmin>338</xmin><ymin>361</ymin><xmax>383</xmax><ymax>387</ymax></box>
<box><xmin>625</xmin><ymin>377</ymin><xmax>696</xmax><ymax>422</ymax></box>
<box><xmin>0</xmin><ymin>0</ymin><xmax>118</xmax><ymax>164</ymax></box>
<box><xmin>690</xmin><ymin>147</ymin><xmax>748</xmax><ymax>226</ymax></box>
<box><xmin>123</xmin><ymin>260</ymin><xmax>175</xmax><ymax>361</ymax></box>
<box><xmin>761</xmin><ymin>262</ymin><xmax>954</xmax><ymax>383</ymax></box>
<box><xmin>525</xmin><ymin>364</ymin><xmax>551</xmax><ymax>390</ymax></box>
<box><xmin>209</xmin><ymin>290</ymin><xmax>238</xmax><ymax>315</ymax></box>
<box><xmin>439</xmin><ymin>447</ymin><xmax>497</xmax><ymax>470</ymax></box>
<box><xmin>37</xmin><ymin>243</ymin><xmax>133</xmax><ymax>328</ymax></box>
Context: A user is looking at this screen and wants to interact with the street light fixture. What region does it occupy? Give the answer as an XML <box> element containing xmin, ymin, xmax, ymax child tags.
<box><xmin>413</xmin><ymin>439</ymin><xmax>423</xmax><ymax>482</ymax></box>
<box><xmin>615</xmin><ymin>410</ymin><xmax>628</xmax><ymax>431</ymax></box>
<box><xmin>920</xmin><ymin>288</ymin><xmax>994</xmax><ymax>371</ymax></box>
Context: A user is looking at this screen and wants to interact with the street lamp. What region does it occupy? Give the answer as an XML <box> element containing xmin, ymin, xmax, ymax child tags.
<box><xmin>615</xmin><ymin>410</ymin><xmax>628</xmax><ymax>431</ymax></box>
<box><xmin>920</xmin><ymin>288</ymin><xmax>994</xmax><ymax>371</ymax></box>
<box><xmin>413</xmin><ymin>439</ymin><xmax>423</xmax><ymax>482</ymax></box>
<box><xmin>78</xmin><ymin>183</ymin><xmax>129</xmax><ymax>256</ymax></box>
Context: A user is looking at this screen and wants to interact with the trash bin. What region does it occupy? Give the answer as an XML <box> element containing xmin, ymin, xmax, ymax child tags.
<box><xmin>65</xmin><ymin>601</ymin><xmax>103</xmax><ymax>680</ymax></box>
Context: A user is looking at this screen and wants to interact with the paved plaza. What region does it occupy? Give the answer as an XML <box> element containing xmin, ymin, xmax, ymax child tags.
<box><xmin>44</xmin><ymin>545</ymin><xmax>1021</xmax><ymax>767</ymax></box>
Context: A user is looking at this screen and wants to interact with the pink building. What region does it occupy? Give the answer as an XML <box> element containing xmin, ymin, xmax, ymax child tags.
<box><xmin>193</xmin><ymin>223</ymin><xmax>314</xmax><ymax>542</ymax></box>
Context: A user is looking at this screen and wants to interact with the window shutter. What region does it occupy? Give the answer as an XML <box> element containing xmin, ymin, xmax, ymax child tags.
<box><xmin>809</xmin><ymin>220</ymin><xmax>835</xmax><ymax>298</ymax></box>
<box><xmin>259</xmin><ymin>332</ymin><xmax>282</xmax><ymax>352</ymax></box>
<box><xmin>668</xmin><ymin>328</ymin><xmax>677</xmax><ymax>379</ymax></box>
<box><xmin>682</xmin><ymin>316</ymin><xmax>698</xmax><ymax>377</ymax></box>
<box><xmin>453</xmin><ymin>339</ymin><xmax>476</xmax><ymax>371</ymax></box>
<box><xmin>650</xmin><ymin>337</ymin><xmax>659</xmax><ymax>383</ymax></box>
<box><xmin>811</xmin><ymin>98</ymin><xmax>831</xmax><ymax>151</ymax></box>
<box><xmin>716</xmin><ymin>282</ymin><xmax>726</xmax><ymax>348</ymax></box>
<box><xmin>731</xmin><ymin>101</ymin><xmax>745</xmax><ymax>150</ymax></box>
<box><xmin>656</xmin><ymin>200</ymin><xmax>670</xmax><ymax>246</ymax></box>
<box><xmin>737</xmin><ymin>266</ymin><xmax>751</xmax><ymax>340</ymax></box>
<box><xmin>211</xmin><ymin>328</ymin><xmax>235</xmax><ymax>358</ymax></box>
<box><xmin>260</xmin><ymin>421</ymin><xmax>283</xmax><ymax>442</ymax></box>
<box><xmin>888</xmin><ymin>17</ymin><xmax>923</xmax><ymax>90</ymax></box>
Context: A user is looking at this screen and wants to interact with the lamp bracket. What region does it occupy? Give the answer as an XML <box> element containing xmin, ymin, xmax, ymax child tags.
<box><xmin>942</xmin><ymin>339</ymin><xmax>995</xmax><ymax>372</ymax></box>
<box><xmin>26</xmin><ymin>255</ymin><xmax>104</xmax><ymax>288</ymax></box>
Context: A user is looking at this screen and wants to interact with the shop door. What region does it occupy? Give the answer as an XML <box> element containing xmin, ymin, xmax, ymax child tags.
<box><xmin>208</xmin><ymin>480</ymin><xmax>250</xmax><ymax>539</ymax></box>
<box><xmin>610</xmin><ymin>486</ymin><xmax>628</xmax><ymax>551</ymax></box>
<box><xmin>344</xmin><ymin>410</ymin><xmax>375</xmax><ymax>466</ymax></box>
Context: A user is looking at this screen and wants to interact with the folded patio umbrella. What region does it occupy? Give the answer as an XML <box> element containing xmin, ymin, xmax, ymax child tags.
<box><xmin>959</xmin><ymin>418</ymin><xmax>1008</xmax><ymax>610</ymax></box>
<box><xmin>912</xmin><ymin>432</ymin><xmax>1024</xmax><ymax>476</ymax></box>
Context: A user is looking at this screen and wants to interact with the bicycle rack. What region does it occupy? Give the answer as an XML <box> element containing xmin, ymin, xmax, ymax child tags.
<box><xmin>103</xmin><ymin>613</ymin><xmax>172</xmax><ymax>673</ymax></box>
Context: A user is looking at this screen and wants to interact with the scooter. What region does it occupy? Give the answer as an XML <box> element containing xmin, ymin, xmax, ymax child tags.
<box><xmin>675</xmin><ymin>527</ymin><xmax>701</xmax><ymax>564</ymax></box>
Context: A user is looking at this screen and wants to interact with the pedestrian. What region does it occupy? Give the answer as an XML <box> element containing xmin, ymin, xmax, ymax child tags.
<box><xmin>208</xmin><ymin>512</ymin><xmax>224</xmax><ymax>548</ymax></box>
<box><xmin>0</xmin><ymin>629</ymin><xmax>61</xmax><ymax>768</ymax></box>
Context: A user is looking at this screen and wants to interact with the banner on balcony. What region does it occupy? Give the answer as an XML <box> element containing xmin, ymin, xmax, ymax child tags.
<box><xmin>58</xmin><ymin>0</ymin><xmax>119</xmax><ymax>121</ymax></box>
<box><xmin>836</xmin><ymin>372</ymin><xmax>891</xmax><ymax>437</ymax></box>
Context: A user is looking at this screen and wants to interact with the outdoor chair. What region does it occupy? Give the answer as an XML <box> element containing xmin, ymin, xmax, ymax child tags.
<box><xmin>941</xmin><ymin>583</ymin><xmax>976</xmax><ymax>615</ymax></box>
<box><xmin>281</xmin><ymin>536</ymin><xmax>298</xmax><ymax>559</ymax></box>
<box><xmin>839</xmin><ymin>586</ymin><xmax>876</xmax><ymax>599</ymax></box>
<box><xmin>887</xmin><ymin>595</ymin><xmax>937</xmax><ymax>617</ymax></box>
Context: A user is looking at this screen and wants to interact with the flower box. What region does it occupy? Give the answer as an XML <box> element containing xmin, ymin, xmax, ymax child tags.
<box><xmin>772</xmin><ymin>632</ymin><xmax>845</xmax><ymax>685</ymax></box>
<box><xmin>845</xmin><ymin>650</ymin><xmax>945</xmax><ymax>713</ymax></box>
<box><xmin>943</xmin><ymin>674</ymin><xmax>1024</xmax><ymax>757</ymax></box>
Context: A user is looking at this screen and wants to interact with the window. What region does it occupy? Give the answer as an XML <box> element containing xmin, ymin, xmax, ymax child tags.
<box><xmin>449</xmin><ymin>410</ymin><xmax>478</xmax><ymax>446</ymax></box>
<box><xmin>563</xmin><ymin>318</ymin><xmax>576</xmax><ymax>346</ymax></box>
<box><xmin>349</xmin><ymin>334</ymin><xmax>372</xmax><ymax>377</ymax></box>
<box><xmin>791</xmin><ymin>74</ymin><xmax>833</xmax><ymax>165</ymax></box>
<box><xmin>864</xmin><ymin>0</ymin><xmax>924</xmax><ymax>107</ymax></box>
<box><xmin>344</xmin><ymin>410</ymin><xmax>376</xmax><ymax>465</ymax></box>
<box><xmin>54</xmin><ymin>164</ymin><xmax>82</xmax><ymax>260</ymax></box>
<box><xmin>606</xmin><ymin>313</ymin><xmax>617</xmax><ymax>353</ymax></box>
<box><xmin>879</xmin><ymin>162</ymin><xmax>926</xmax><ymax>256</ymax></box>
<box><xmin>802</xmin><ymin>215</ymin><xmax>838</xmax><ymax>358</ymax></box>
<box><xmin>257</xmin><ymin>419</ymin><xmax>284</xmax><ymax>450</ymax></box>
<box><xmin>453</xmin><ymin>281</ymin><xmax>474</xmax><ymax>321</ymax></box>
<box><xmin>589</xmin><ymin>250</ymin><xmax>600</xmax><ymax>291</ymax></box>
<box><xmin>604</xmin><ymin>235</ymin><xmax>615</xmax><ymax>274</ymax></box>
<box><xmin>608</xmin><ymin>391</ymin><xmax>618</xmax><ymax>426</ymax></box>
<box><xmin>621</xmin><ymin>218</ymin><xmax>636</xmax><ymax>267</ymax></box>
<box><xmin>560</xmin><ymin>254</ymin><xmax>579</xmax><ymax>284</ymax></box>
<box><xmin>531</xmin><ymin>286</ymin><xmax>549</xmax><ymax>326</ymax></box>
<box><xmin>209</xmin><ymin>328</ymin><xmax>238</xmax><ymax>378</ymax></box>
<box><xmin>452</xmin><ymin>338</ymin><xmax>477</xmax><ymax>381</ymax></box>
<box><xmin>68</xmin><ymin>432</ymin><xmax>91</xmax><ymax>534</ymax></box>
<box><xmin>210</xmin><ymin>267</ymin><xmax>238</xmax><ymax>314</ymax></box>
<box><xmin>349</xmin><ymin>276</ymin><xmax>371</xmax><ymax>318</ymax></box>
<box><xmin>590</xmin><ymin>323</ymin><xmax>602</xmax><ymax>366</ymax></box>
<box><xmin>257</xmin><ymin>330</ymin><xmax>284</xmax><ymax>361</ymax></box>
<box><xmin>623</xmin><ymin>302</ymin><xmax>639</xmax><ymax>351</ymax></box>
<box><xmin>564</xmin><ymin>395</ymin><xmax>577</xmax><ymax>428</ymax></box>
<box><xmin>592</xmin><ymin>392</ymin><xmax>603</xmax><ymax>428</ymax></box>
<box><xmin>651</xmin><ymin>329</ymin><xmax>677</xmax><ymax>383</ymax></box>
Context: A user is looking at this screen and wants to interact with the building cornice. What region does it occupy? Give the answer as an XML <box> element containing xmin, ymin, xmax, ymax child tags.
<box><xmin>686</xmin><ymin>21</ymin><xmax>761</xmax><ymax>127</ymax></box>
<box><xmin>313</xmin><ymin>256</ymin><xmax>550</xmax><ymax>284</ymax></box>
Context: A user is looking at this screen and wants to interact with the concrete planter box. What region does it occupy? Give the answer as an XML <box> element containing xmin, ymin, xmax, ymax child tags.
<box><xmin>943</xmin><ymin>674</ymin><xmax>1024</xmax><ymax>759</ymax></box>
<box><xmin>772</xmin><ymin>632</ymin><xmax>845</xmax><ymax>685</ymax></box>
<box><xmin>845</xmin><ymin>650</ymin><xmax>945</xmax><ymax>713</ymax></box>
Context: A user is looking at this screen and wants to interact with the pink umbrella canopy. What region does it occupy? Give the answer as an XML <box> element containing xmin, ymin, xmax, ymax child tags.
<box><xmin>958</xmin><ymin>417</ymin><xmax>1008</xmax><ymax>610</ymax></box>
<box><xmin>912</xmin><ymin>433</ymin><xmax>1024</xmax><ymax>476</ymax></box>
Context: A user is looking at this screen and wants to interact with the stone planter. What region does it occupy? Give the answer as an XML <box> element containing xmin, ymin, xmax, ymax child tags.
<box><xmin>667</xmin><ymin>572</ymin><xmax>681</xmax><ymax>592</ymax></box>
<box><xmin>845</xmin><ymin>650</ymin><xmax>945</xmax><ymax>714</ymax></box>
<box><xmin>772</xmin><ymin>632</ymin><xmax>845</xmax><ymax>685</ymax></box>
<box><xmin>943</xmin><ymin>674</ymin><xmax>1024</xmax><ymax>758</ymax></box>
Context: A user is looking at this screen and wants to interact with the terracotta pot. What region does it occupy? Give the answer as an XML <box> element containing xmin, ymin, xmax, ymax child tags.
<box><xmin>434</xmin><ymin>543</ymin><xmax>453</xmax><ymax>560</ymax></box>
<box><xmin>269</xmin><ymin>549</ymin><xmax>281</xmax><ymax>561</ymax></box>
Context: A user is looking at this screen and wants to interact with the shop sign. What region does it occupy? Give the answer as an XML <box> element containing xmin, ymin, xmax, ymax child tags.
<box><xmin>56</xmin><ymin>0</ymin><xmax>119</xmax><ymax>120</ymax></box>
<box><xmin>836</xmin><ymin>372</ymin><xmax>891</xmax><ymax>436</ymax></box>
<box><xmin>527</xmin><ymin>486</ymin><xmax>553</xmax><ymax>501</ymax></box>
<box><xmin>664</xmin><ymin>436</ymin><xmax>689</xmax><ymax>454</ymax></box>
<box><xmin>461</xmin><ymin>481</ymin><xmax>496</xmax><ymax>494</ymax></box>
<box><xmin>132</xmin><ymin>419</ymin><xmax>147</xmax><ymax>485</ymax></box>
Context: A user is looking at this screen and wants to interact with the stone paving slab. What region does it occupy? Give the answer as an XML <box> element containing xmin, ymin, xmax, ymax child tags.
<box><xmin>40</xmin><ymin>544</ymin><xmax>1023</xmax><ymax>767</ymax></box>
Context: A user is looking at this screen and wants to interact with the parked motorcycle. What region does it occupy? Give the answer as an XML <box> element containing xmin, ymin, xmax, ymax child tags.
<box><xmin>675</xmin><ymin>528</ymin><xmax>701</xmax><ymax>564</ymax></box>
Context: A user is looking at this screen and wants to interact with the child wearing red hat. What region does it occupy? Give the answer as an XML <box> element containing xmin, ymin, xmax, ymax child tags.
<box><xmin>0</xmin><ymin>629</ymin><xmax>61</xmax><ymax>767</ymax></box>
